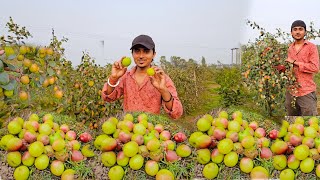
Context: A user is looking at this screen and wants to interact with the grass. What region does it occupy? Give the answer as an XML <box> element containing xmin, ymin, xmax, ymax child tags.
<box><xmin>0</xmin><ymin>126</ymin><xmax>8</xmax><ymax>139</ymax></box>
<box><xmin>123</xmin><ymin>168</ymin><xmax>149</xmax><ymax>180</ymax></box>
<box><xmin>254</xmin><ymin>157</ymin><xmax>274</xmax><ymax>176</ymax></box>
<box><xmin>175</xmin><ymin>81</ymin><xmax>222</xmax><ymax>131</ymax></box>
<box><xmin>216</xmin><ymin>164</ymin><xmax>241</xmax><ymax>180</ymax></box>
<box><xmin>196</xmin><ymin>81</ymin><xmax>221</xmax><ymax>114</ymax></box>
<box><xmin>65</xmin><ymin>160</ymin><xmax>94</xmax><ymax>179</ymax></box>
<box><xmin>28</xmin><ymin>167</ymin><xmax>55</xmax><ymax>180</ymax></box>
<box><xmin>159</xmin><ymin>158</ymin><xmax>196</xmax><ymax>179</ymax></box>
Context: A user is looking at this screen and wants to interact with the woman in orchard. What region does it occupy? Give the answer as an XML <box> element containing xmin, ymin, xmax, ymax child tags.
<box><xmin>101</xmin><ymin>35</ymin><xmax>183</xmax><ymax>119</ymax></box>
<box><xmin>285</xmin><ymin>20</ymin><xmax>319</xmax><ymax>116</ymax></box>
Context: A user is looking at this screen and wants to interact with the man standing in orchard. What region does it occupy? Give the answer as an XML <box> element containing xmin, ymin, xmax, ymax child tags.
<box><xmin>101</xmin><ymin>34</ymin><xmax>183</xmax><ymax>119</ymax></box>
<box><xmin>285</xmin><ymin>20</ymin><xmax>319</xmax><ymax>116</ymax></box>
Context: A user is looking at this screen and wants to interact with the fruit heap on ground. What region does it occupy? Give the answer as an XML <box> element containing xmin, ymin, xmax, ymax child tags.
<box><xmin>3</xmin><ymin>111</ymin><xmax>320</xmax><ymax>180</ymax></box>
<box><xmin>0</xmin><ymin>113</ymin><xmax>94</xmax><ymax>180</ymax></box>
<box><xmin>192</xmin><ymin>110</ymin><xmax>320</xmax><ymax>180</ymax></box>
<box><xmin>96</xmin><ymin>113</ymin><xmax>190</xmax><ymax>180</ymax></box>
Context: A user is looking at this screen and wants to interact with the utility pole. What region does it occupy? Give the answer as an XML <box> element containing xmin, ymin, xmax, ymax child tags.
<box><xmin>100</xmin><ymin>40</ymin><xmax>105</xmax><ymax>63</ymax></box>
<box><xmin>231</xmin><ymin>48</ymin><xmax>234</xmax><ymax>64</ymax></box>
<box><xmin>231</xmin><ymin>48</ymin><xmax>239</xmax><ymax>65</ymax></box>
<box><xmin>238</xmin><ymin>47</ymin><xmax>241</xmax><ymax>65</ymax></box>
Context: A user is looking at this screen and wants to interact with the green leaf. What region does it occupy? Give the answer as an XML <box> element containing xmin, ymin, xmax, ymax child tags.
<box><xmin>0</xmin><ymin>79</ymin><xmax>16</xmax><ymax>90</ymax></box>
<box><xmin>7</xmin><ymin>63</ymin><xmax>17</xmax><ymax>71</ymax></box>
<box><xmin>39</xmin><ymin>58</ymin><xmax>45</xmax><ymax>66</ymax></box>
<box><xmin>48</xmin><ymin>61</ymin><xmax>56</xmax><ymax>67</ymax></box>
<box><xmin>0</xmin><ymin>60</ymin><xmax>3</xmax><ymax>72</ymax></box>
<box><xmin>39</xmin><ymin>75</ymin><xmax>45</xmax><ymax>83</ymax></box>
<box><xmin>7</xmin><ymin>54</ymin><xmax>16</xmax><ymax>60</ymax></box>
<box><xmin>0</xmin><ymin>72</ymin><xmax>9</xmax><ymax>85</ymax></box>
<box><xmin>30</xmin><ymin>80</ymin><xmax>36</xmax><ymax>88</ymax></box>
<box><xmin>47</xmin><ymin>67</ymin><xmax>54</xmax><ymax>76</ymax></box>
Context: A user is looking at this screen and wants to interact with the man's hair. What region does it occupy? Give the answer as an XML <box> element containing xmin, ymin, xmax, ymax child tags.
<box><xmin>291</xmin><ymin>20</ymin><xmax>306</xmax><ymax>31</ymax></box>
<box><xmin>131</xmin><ymin>44</ymin><xmax>156</xmax><ymax>54</ymax></box>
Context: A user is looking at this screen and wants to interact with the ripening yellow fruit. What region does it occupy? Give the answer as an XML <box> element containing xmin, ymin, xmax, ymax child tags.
<box><xmin>88</xmin><ymin>81</ymin><xmax>94</xmax><ymax>87</ymax></box>
<box><xmin>5</xmin><ymin>46</ymin><xmax>15</xmax><ymax>57</ymax></box>
<box><xmin>39</xmin><ymin>47</ymin><xmax>46</xmax><ymax>54</ymax></box>
<box><xmin>48</xmin><ymin>77</ymin><xmax>55</xmax><ymax>85</ymax></box>
<box><xmin>46</xmin><ymin>48</ymin><xmax>53</xmax><ymax>55</ymax></box>
<box><xmin>39</xmin><ymin>53</ymin><xmax>46</xmax><ymax>58</ymax></box>
<box><xmin>29</xmin><ymin>64</ymin><xmax>39</xmax><ymax>73</ymax></box>
<box><xmin>42</xmin><ymin>79</ymin><xmax>49</xmax><ymax>88</ymax></box>
<box><xmin>20</xmin><ymin>75</ymin><xmax>30</xmax><ymax>85</ymax></box>
<box><xmin>74</xmin><ymin>83</ymin><xmax>80</xmax><ymax>89</ymax></box>
<box><xmin>19</xmin><ymin>46</ymin><xmax>28</xmax><ymax>55</ymax></box>
<box><xmin>26</xmin><ymin>46</ymin><xmax>31</xmax><ymax>53</ymax></box>
<box><xmin>54</xmin><ymin>90</ymin><xmax>63</xmax><ymax>99</ymax></box>
<box><xmin>147</xmin><ymin>68</ymin><xmax>155</xmax><ymax>76</ymax></box>
<box><xmin>53</xmin><ymin>86</ymin><xmax>59</xmax><ymax>91</ymax></box>
<box><xmin>23</xmin><ymin>59</ymin><xmax>32</xmax><ymax>67</ymax></box>
<box><xmin>19</xmin><ymin>91</ymin><xmax>28</xmax><ymax>101</ymax></box>
<box><xmin>4</xmin><ymin>90</ymin><xmax>14</xmax><ymax>97</ymax></box>
<box><xmin>17</xmin><ymin>54</ymin><xmax>24</xmax><ymax>61</ymax></box>
<box><xmin>122</xmin><ymin>57</ymin><xmax>131</xmax><ymax>67</ymax></box>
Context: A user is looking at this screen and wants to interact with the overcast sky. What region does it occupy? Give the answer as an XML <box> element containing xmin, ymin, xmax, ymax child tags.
<box><xmin>0</xmin><ymin>0</ymin><xmax>319</xmax><ymax>66</ymax></box>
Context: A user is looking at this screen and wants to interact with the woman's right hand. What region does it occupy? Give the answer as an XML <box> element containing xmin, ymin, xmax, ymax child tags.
<box><xmin>110</xmin><ymin>57</ymin><xmax>127</xmax><ymax>80</ymax></box>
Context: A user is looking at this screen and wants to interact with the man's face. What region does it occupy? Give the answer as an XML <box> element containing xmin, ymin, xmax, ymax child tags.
<box><xmin>291</xmin><ymin>26</ymin><xmax>306</xmax><ymax>41</ymax></box>
<box><xmin>132</xmin><ymin>47</ymin><xmax>156</xmax><ymax>68</ymax></box>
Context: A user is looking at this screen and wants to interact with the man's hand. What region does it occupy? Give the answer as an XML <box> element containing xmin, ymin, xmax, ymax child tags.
<box><xmin>285</xmin><ymin>57</ymin><xmax>295</xmax><ymax>64</ymax></box>
<box><xmin>150</xmin><ymin>66</ymin><xmax>167</xmax><ymax>92</ymax></box>
<box><xmin>110</xmin><ymin>57</ymin><xmax>128</xmax><ymax>80</ymax></box>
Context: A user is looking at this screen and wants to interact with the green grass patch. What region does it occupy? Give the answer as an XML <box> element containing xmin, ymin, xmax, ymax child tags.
<box><xmin>28</xmin><ymin>167</ymin><xmax>55</xmax><ymax>180</ymax></box>
<box><xmin>159</xmin><ymin>159</ymin><xmax>196</xmax><ymax>179</ymax></box>
<box><xmin>65</xmin><ymin>160</ymin><xmax>94</xmax><ymax>179</ymax></box>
